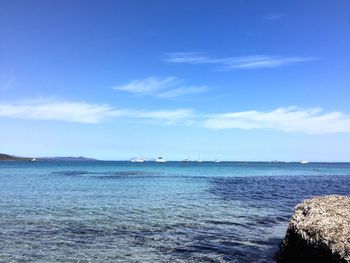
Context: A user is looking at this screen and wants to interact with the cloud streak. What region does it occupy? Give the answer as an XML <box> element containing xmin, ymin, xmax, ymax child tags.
<box><xmin>1</xmin><ymin>100</ymin><xmax>349</xmax><ymax>134</ymax></box>
<box><xmin>202</xmin><ymin>107</ymin><xmax>350</xmax><ymax>134</ymax></box>
<box><xmin>113</xmin><ymin>76</ymin><xmax>207</xmax><ymax>98</ymax></box>
<box><xmin>0</xmin><ymin>99</ymin><xmax>193</xmax><ymax>125</ymax></box>
<box><xmin>165</xmin><ymin>52</ymin><xmax>315</xmax><ymax>70</ymax></box>
<box><xmin>0</xmin><ymin>100</ymin><xmax>115</xmax><ymax>124</ymax></box>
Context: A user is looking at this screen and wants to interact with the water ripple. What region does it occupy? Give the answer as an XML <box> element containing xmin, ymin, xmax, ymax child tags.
<box><xmin>1</xmin><ymin>163</ymin><xmax>350</xmax><ymax>262</ymax></box>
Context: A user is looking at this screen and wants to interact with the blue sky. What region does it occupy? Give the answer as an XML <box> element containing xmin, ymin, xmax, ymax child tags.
<box><xmin>1</xmin><ymin>0</ymin><xmax>350</xmax><ymax>161</ymax></box>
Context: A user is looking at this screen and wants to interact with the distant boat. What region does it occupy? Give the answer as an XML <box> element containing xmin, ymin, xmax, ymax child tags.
<box><xmin>181</xmin><ymin>152</ymin><xmax>191</xmax><ymax>162</ymax></box>
<box><xmin>213</xmin><ymin>159</ymin><xmax>220</xmax><ymax>163</ymax></box>
<box><xmin>29</xmin><ymin>158</ymin><xmax>37</xmax><ymax>162</ymax></box>
<box><xmin>131</xmin><ymin>158</ymin><xmax>144</xmax><ymax>163</ymax></box>
<box><xmin>300</xmin><ymin>160</ymin><xmax>309</xmax><ymax>164</ymax></box>
<box><xmin>155</xmin><ymin>154</ymin><xmax>167</xmax><ymax>163</ymax></box>
<box><xmin>197</xmin><ymin>153</ymin><xmax>203</xmax><ymax>162</ymax></box>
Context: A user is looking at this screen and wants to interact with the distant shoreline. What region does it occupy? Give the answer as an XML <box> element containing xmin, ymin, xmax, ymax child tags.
<box><xmin>0</xmin><ymin>153</ymin><xmax>97</xmax><ymax>162</ymax></box>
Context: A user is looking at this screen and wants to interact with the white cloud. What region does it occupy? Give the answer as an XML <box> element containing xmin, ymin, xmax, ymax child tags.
<box><xmin>132</xmin><ymin>109</ymin><xmax>193</xmax><ymax>120</ymax></box>
<box><xmin>202</xmin><ymin>107</ymin><xmax>350</xmax><ymax>134</ymax></box>
<box><xmin>165</xmin><ymin>52</ymin><xmax>208</xmax><ymax>64</ymax></box>
<box><xmin>0</xmin><ymin>99</ymin><xmax>193</xmax><ymax>125</ymax></box>
<box><xmin>127</xmin><ymin>109</ymin><xmax>194</xmax><ymax>125</ymax></box>
<box><xmin>165</xmin><ymin>53</ymin><xmax>315</xmax><ymax>70</ymax></box>
<box><xmin>1</xmin><ymin>100</ymin><xmax>350</xmax><ymax>134</ymax></box>
<box><xmin>157</xmin><ymin>86</ymin><xmax>207</xmax><ymax>98</ymax></box>
<box><xmin>113</xmin><ymin>76</ymin><xmax>207</xmax><ymax>98</ymax></box>
<box><xmin>0</xmin><ymin>100</ymin><xmax>115</xmax><ymax>124</ymax></box>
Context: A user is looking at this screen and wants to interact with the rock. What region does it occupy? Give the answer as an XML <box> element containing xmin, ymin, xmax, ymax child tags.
<box><xmin>277</xmin><ymin>195</ymin><xmax>350</xmax><ymax>263</ymax></box>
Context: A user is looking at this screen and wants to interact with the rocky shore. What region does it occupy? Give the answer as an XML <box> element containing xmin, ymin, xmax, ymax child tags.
<box><xmin>277</xmin><ymin>195</ymin><xmax>350</xmax><ymax>263</ymax></box>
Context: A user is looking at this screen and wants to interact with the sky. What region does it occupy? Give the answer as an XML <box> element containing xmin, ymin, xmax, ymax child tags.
<box><xmin>1</xmin><ymin>0</ymin><xmax>350</xmax><ymax>161</ymax></box>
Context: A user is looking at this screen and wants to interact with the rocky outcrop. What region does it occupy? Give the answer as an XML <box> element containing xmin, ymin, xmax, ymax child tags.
<box><xmin>277</xmin><ymin>195</ymin><xmax>350</xmax><ymax>263</ymax></box>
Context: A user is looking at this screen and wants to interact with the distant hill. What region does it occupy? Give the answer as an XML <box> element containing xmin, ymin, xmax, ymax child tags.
<box><xmin>0</xmin><ymin>153</ymin><xmax>97</xmax><ymax>161</ymax></box>
<box><xmin>0</xmin><ymin>153</ymin><xmax>31</xmax><ymax>161</ymax></box>
<box><xmin>38</xmin><ymin>156</ymin><xmax>98</xmax><ymax>161</ymax></box>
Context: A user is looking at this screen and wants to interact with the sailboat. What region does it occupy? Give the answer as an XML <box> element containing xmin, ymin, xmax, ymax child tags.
<box><xmin>181</xmin><ymin>152</ymin><xmax>190</xmax><ymax>162</ymax></box>
<box><xmin>197</xmin><ymin>153</ymin><xmax>203</xmax><ymax>162</ymax></box>
<box><xmin>213</xmin><ymin>159</ymin><xmax>220</xmax><ymax>163</ymax></box>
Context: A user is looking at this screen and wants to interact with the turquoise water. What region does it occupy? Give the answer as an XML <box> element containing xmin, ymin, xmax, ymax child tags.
<box><xmin>1</xmin><ymin>161</ymin><xmax>350</xmax><ymax>262</ymax></box>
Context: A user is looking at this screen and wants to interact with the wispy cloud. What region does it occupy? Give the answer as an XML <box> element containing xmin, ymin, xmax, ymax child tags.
<box><xmin>202</xmin><ymin>107</ymin><xmax>350</xmax><ymax>134</ymax></box>
<box><xmin>113</xmin><ymin>76</ymin><xmax>207</xmax><ymax>98</ymax></box>
<box><xmin>1</xmin><ymin>100</ymin><xmax>349</xmax><ymax>134</ymax></box>
<box><xmin>126</xmin><ymin>109</ymin><xmax>194</xmax><ymax>125</ymax></box>
<box><xmin>264</xmin><ymin>13</ymin><xmax>285</xmax><ymax>21</ymax></box>
<box><xmin>0</xmin><ymin>99</ymin><xmax>117</xmax><ymax>124</ymax></box>
<box><xmin>0</xmin><ymin>99</ymin><xmax>193</xmax><ymax>125</ymax></box>
<box><xmin>165</xmin><ymin>52</ymin><xmax>315</xmax><ymax>70</ymax></box>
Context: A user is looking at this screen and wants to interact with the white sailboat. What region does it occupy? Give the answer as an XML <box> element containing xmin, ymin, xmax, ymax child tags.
<box><xmin>300</xmin><ymin>160</ymin><xmax>309</xmax><ymax>164</ymax></box>
<box><xmin>181</xmin><ymin>152</ymin><xmax>190</xmax><ymax>162</ymax></box>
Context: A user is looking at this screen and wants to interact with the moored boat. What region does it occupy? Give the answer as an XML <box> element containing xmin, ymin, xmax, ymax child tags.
<box><xmin>181</xmin><ymin>152</ymin><xmax>191</xmax><ymax>162</ymax></box>
<box><xmin>155</xmin><ymin>154</ymin><xmax>166</xmax><ymax>163</ymax></box>
<box><xmin>131</xmin><ymin>158</ymin><xmax>144</xmax><ymax>163</ymax></box>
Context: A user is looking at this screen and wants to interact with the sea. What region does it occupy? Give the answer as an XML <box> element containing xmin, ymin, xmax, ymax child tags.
<box><xmin>0</xmin><ymin>161</ymin><xmax>350</xmax><ymax>262</ymax></box>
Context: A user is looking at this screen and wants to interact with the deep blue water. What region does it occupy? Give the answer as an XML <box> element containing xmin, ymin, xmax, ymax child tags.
<box><xmin>0</xmin><ymin>161</ymin><xmax>350</xmax><ymax>262</ymax></box>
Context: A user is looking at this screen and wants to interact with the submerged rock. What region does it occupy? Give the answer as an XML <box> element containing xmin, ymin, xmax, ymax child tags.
<box><xmin>277</xmin><ymin>195</ymin><xmax>350</xmax><ymax>263</ymax></box>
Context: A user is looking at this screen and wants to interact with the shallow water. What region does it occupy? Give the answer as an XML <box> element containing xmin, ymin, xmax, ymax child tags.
<box><xmin>0</xmin><ymin>161</ymin><xmax>350</xmax><ymax>262</ymax></box>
